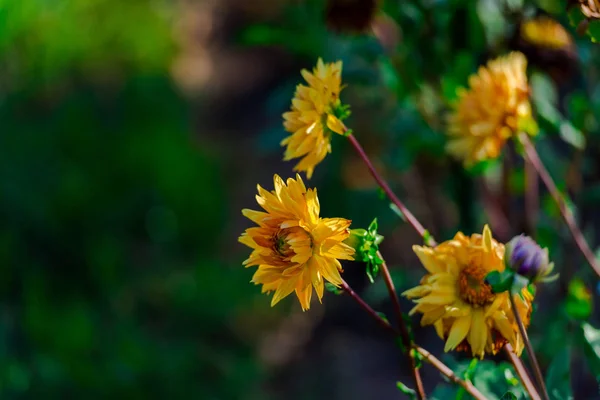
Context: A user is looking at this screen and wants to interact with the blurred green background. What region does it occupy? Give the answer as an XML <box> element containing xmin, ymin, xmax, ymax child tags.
<box><xmin>3</xmin><ymin>0</ymin><xmax>600</xmax><ymax>399</ymax></box>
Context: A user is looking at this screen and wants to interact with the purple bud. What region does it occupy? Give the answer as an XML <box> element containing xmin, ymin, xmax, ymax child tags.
<box><xmin>505</xmin><ymin>235</ymin><xmax>554</xmax><ymax>283</ymax></box>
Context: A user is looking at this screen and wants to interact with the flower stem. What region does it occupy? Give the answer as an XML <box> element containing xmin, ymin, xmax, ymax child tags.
<box><xmin>377</xmin><ymin>252</ymin><xmax>426</xmax><ymax>400</ymax></box>
<box><xmin>346</xmin><ymin>133</ymin><xmax>436</xmax><ymax>247</ymax></box>
<box><xmin>518</xmin><ymin>133</ymin><xmax>600</xmax><ymax>277</ymax></box>
<box><xmin>508</xmin><ymin>292</ymin><xmax>549</xmax><ymax>400</ymax></box>
<box><xmin>504</xmin><ymin>343</ymin><xmax>542</xmax><ymax>400</ymax></box>
<box><xmin>340</xmin><ymin>279</ymin><xmax>488</xmax><ymax>400</ymax></box>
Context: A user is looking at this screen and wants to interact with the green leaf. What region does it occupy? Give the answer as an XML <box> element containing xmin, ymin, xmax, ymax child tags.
<box><xmin>559</xmin><ymin>121</ymin><xmax>586</xmax><ymax>150</ymax></box>
<box><xmin>486</xmin><ymin>270</ymin><xmax>515</xmax><ymax>294</ymax></box>
<box><xmin>325</xmin><ymin>282</ymin><xmax>343</xmax><ymax>295</ymax></box>
<box><xmin>379</xmin><ymin>57</ymin><xmax>402</xmax><ymax>95</ymax></box>
<box><xmin>545</xmin><ymin>347</ymin><xmax>573</xmax><ymax>400</ymax></box>
<box><xmin>456</xmin><ymin>358</ymin><xmax>478</xmax><ymax>400</ymax></box>
<box><xmin>396</xmin><ymin>381</ymin><xmax>417</xmax><ymax>399</ymax></box>
<box><xmin>588</xmin><ymin>21</ymin><xmax>600</xmax><ymax>42</ymax></box>
<box><xmin>376</xmin><ymin>311</ymin><xmax>389</xmax><ymax>324</ymax></box>
<box><xmin>499</xmin><ymin>392</ymin><xmax>517</xmax><ymax>400</ymax></box>
<box><xmin>565</xmin><ymin>279</ymin><xmax>593</xmax><ymax>321</ymax></box>
<box><xmin>581</xmin><ymin>322</ymin><xmax>600</xmax><ymax>377</ymax></box>
<box><xmin>531</xmin><ymin>72</ymin><xmax>558</xmax><ymax>107</ymax></box>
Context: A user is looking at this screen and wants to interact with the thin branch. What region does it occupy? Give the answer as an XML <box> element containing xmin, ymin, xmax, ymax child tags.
<box><xmin>378</xmin><ymin>252</ymin><xmax>426</xmax><ymax>399</ymax></box>
<box><xmin>519</xmin><ymin>133</ymin><xmax>600</xmax><ymax>277</ymax></box>
<box><xmin>340</xmin><ymin>280</ymin><xmax>488</xmax><ymax>400</ymax></box>
<box><xmin>504</xmin><ymin>344</ymin><xmax>542</xmax><ymax>400</ymax></box>
<box><xmin>509</xmin><ymin>293</ymin><xmax>549</xmax><ymax>400</ymax></box>
<box><xmin>346</xmin><ymin>132</ymin><xmax>436</xmax><ymax>247</ymax></box>
<box><xmin>416</xmin><ymin>346</ymin><xmax>488</xmax><ymax>400</ymax></box>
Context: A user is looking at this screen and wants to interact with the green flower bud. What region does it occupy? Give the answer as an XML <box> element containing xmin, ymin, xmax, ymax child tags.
<box><xmin>343</xmin><ymin>219</ymin><xmax>384</xmax><ymax>283</ymax></box>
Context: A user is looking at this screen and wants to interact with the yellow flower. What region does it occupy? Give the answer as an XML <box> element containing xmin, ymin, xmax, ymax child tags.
<box><xmin>521</xmin><ymin>17</ymin><xmax>573</xmax><ymax>50</ymax></box>
<box><xmin>573</xmin><ymin>0</ymin><xmax>600</xmax><ymax>19</ymax></box>
<box><xmin>282</xmin><ymin>59</ymin><xmax>347</xmax><ymax>179</ymax></box>
<box><xmin>403</xmin><ymin>225</ymin><xmax>534</xmax><ymax>358</ymax></box>
<box><xmin>447</xmin><ymin>52</ymin><xmax>533</xmax><ymax>166</ymax></box>
<box><xmin>239</xmin><ymin>174</ymin><xmax>355</xmax><ymax>311</ymax></box>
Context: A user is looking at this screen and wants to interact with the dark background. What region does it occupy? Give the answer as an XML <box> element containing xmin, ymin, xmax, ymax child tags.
<box><xmin>2</xmin><ymin>0</ymin><xmax>600</xmax><ymax>399</ymax></box>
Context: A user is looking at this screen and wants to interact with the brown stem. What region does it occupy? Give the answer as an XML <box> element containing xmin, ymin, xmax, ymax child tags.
<box><xmin>346</xmin><ymin>133</ymin><xmax>436</xmax><ymax>247</ymax></box>
<box><xmin>415</xmin><ymin>346</ymin><xmax>488</xmax><ymax>400</ymax></box>
<box><xmin>504</xmin><ymin>344</ymin><xmax>542</xmax><ymax>400</ymax></box>
<box><xmin>509</xmin><ymin>293</ymin><xmax>549</xmax><ymax>400</ymax></box>
<box><xmin>519</xmin><ymin>133</ymin><xmax>600</xmax><ymax>277</ymax></box>
<box><xmin>378</xmin><ymin>252</ymin><xmax>426</xmax><ymax>399</ymax></box>
<box><xmin>340</xmin><ymin>280</ymin><xmax>488</xmax><ymax>400</ymax></box>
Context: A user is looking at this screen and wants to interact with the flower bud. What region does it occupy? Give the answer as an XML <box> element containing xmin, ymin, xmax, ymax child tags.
<box><xmin>505</xmin><ymin>235</ymin><xmax>555</xmax><ymax>283</ymax></box>
<box><xmin>344</xmin><ymin>228</ymin><xmax>368</xmax><ymax>252</ymax></box>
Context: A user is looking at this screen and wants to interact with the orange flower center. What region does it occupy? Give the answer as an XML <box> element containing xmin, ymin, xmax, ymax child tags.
<box><xmin>458</xmin><ymin>263</ymin><xmax>495</xmax><ymax>307</ymax></box>
<box><xmin>273</xmin><ymin>227</ymin><xmax>311</xmax><ymax>259</ymax></box>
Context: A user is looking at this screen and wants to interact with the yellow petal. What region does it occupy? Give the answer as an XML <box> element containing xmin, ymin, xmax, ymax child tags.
<box><xmin>326</xmin><ymin>114</ymin><xmax>346</xmax><ymax>135</ymax></box>
<box><xmin>313</xmin><ymin>255</ymin><xmax>343</xmax><ymax>286</ymax></box>
<box><xmin>295</xmin><ymin>285</ymin><xmax>312</xmax><ymax>311</ymax></box>
<box><xmin>444</xmin><ymin>315</ymin><xmax>471</xmax><ymax>352</ymax></box>
<box><xmin>482</xmin><ymin>224</ymin><xmax>493</xmax><ymax>252</ymax></box>
<box><xmin>468</xmin><ymin>309</ymin><xmax>487</xmax><ymax>358</ymax></box>
<box><xmin>492</xmin><ymin>313</ymin><xmax>515</xmax><ymax>345</ymax></box>
<box><xmin>413</xmin><ymin>246</ymin><xmax>444</xmax><ymax>273</ymax></box>
<box><xmin>402</xmin><ymin>285</ymin><xmax>431</xmax><ymax>299</ymax></box>
<box><xmin>271</xmin><ymin>275</ymin><xmax>298</xmax><ymax>307</ymax></box>
<box><xmin>420</xmin><ymin>307</ymin><xmax>446</xmax><ymax>326</ymax></box>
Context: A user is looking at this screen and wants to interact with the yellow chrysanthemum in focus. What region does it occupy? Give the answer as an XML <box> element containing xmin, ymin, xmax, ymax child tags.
<box><xmin>239</xmin><ymin>174</ymin><xmax>355</xmax><ymax>311</ymax></box>
<box><xmin>282</xmin><ymin>59</ymin><xmax>347</xmax><ymax>179</ymax></box>
<box><xmin>447</xmin><ymin>52</ymin><xmax>534</xmax><ymax>166</ymax></box>
<box><xmin>403</xmin><ymin>225</ymin><xmax>534</xmax><ymax>358</ymax></box>
<box><xmin>521</xmin><ymin>17</ymin><xmax>573</xmax><ymax>50</ymax></box>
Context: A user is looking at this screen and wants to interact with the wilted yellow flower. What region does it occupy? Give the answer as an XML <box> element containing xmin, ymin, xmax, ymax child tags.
<box><xmin>282</xmin><ymin>59</ymin><xmax>347</xmax><ymax>179</ymax></box>
<box><xmin>239</xmin><ymin>174</ymin><xmax>355</xmax><ymax>311</ymax></box>
<box><xmin>521</xmin><ymin>17</ymin><xmax>573</xmax><ymax>50</ymax></box>
<box><xmin>447</xmin><ymin>52</ymin><xmax>534</xmax><ymax>166</ymax></box>
<box><xmin>572</xmin><ymin>0</ymin><xmax>600</xmax><ymax>19</ymax></box>
<box><xmin>403</xmin><ymin>225</ymin><xmax>534</xmax><ymax>358</ymax></box>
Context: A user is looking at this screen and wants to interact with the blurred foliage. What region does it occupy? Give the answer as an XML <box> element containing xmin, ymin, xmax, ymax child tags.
<box><xmin>0</xmin><ymin>0</ymin><xmax>267</xmax><ymax>398</ymax></box>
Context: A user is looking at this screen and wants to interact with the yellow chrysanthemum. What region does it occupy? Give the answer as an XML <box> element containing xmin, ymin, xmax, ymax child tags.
<box><xmin>239</xmin><ymin>174</ymin><xmax>355</xmax><ymax>311</ymax></box>
<box><xmin>575</xmin><ymin>0</ymin><xmax>600</xmax><ymax>19</ymax></box>
<box><xmin>282</xmin><ymin>59</ymin><xmax>347</xmax><ymax>179</ymax></box>
<box><xmin>447</xmin><ymin>52</ymin><xmax>533</xmax><ymax>166</ymax></box>
<box><xmin>403</xmin><ymin>225</ymin><xmax>534</xmax><ymax>359</ymax></box>
<box><xmin>521</xmin><ymin>17</ymin><xmax>573</xmax><ymax>50</ymax></box>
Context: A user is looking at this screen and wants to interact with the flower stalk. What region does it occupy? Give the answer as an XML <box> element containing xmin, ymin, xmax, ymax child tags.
<box><xmin>504</xmin><ymin>344</ymin><xmax>542</xmax><ymax>400</ymax></box>
<box><xmin>518</xmin><ymin>132</ymin><xmax>600</xmax><ymax>278</ymax></box>
<box><xmin>508</xmin><ymin>292</ymin><xmax>549</xmax><ymax>400</ymax></box>
<box><xmin>340</xmin><ymin>279</ymin><xmax>488</xmax><ymax>400</ymax></box>
<box><xmin>345</xmin><ymin>131</ymin><xmax>436</xmax><ymax>247</ymax></box>
<box><xmin>377</xmin><ymin>251</ymin><xmax>426</xmax><ymax>400</ymax></box>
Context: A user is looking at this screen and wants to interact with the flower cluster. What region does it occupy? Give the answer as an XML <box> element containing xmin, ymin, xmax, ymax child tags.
<box><xmin>282</xmin><ymin>58</ymin><xmax>348</xmax><ymax>179</ymax></box>
<box><xmin>239</xmin><ymin>54</ymin><xmax>555</xmax><ymax>363</ymax></box>
<box><xmin>447</xmin><ymin>52</ymin><xmax>535</xmax><ymax>165</ymax></box>
<box><xmin>402</xmin><ymin>226</ymin><xmax>533</xmax><ymax>358</ymax></box>
<box><xmin>239</xmin><ymin>174</ymin><xmax>355</xmax><ymax>310</ymax></box>
<box><xmin>520</xmin><ymin>17</ymin><xmax>573</xmax><ymax>50</ymax></box>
